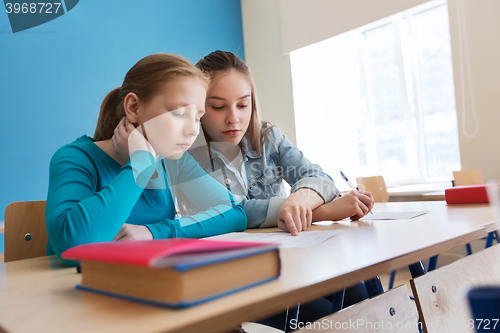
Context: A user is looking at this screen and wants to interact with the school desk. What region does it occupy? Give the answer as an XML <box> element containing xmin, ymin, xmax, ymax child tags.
<box><xmin>0</xmin><ymin>202</ymin><xmax>496</xmax><ymax>333</ymax></box>
<box><xmin>387</xmin><ymin>183</ymin><xmax>449</xmax><ymax>202</ymax></box>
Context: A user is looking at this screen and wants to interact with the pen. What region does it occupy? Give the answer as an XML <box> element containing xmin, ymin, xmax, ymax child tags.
<box><xmin>340</xmin><ymin>171</ymin><xmax>357</xmax><ymax>192</ymax></box>
<box><xmin>340</xmin><ymin>171</ymin><xmax>373</xmax><ymax>214</ymax></box>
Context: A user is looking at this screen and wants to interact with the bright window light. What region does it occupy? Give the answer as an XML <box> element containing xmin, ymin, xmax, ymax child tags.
<box><xmin>290</xmin><ymin>0</ymin><xmax>460</xmax><ymax>190</ymax></box>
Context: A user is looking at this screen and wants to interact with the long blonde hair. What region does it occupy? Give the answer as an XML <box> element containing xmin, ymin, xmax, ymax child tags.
<box><xmin>196</xmin><ymin>51</ymin><xmax>269</xmax><ymax>155</ymax></box>
<box><xmin>94</xmin><ymin>54</ymin><xmax>209</xmax><ymax>140</ymax></box>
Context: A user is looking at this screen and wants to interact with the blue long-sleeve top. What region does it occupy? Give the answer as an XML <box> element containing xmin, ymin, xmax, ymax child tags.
<box><xmin>46</xmin><ymin>135</ymin><xmax>247</xmax><ymax>265</ymax></box>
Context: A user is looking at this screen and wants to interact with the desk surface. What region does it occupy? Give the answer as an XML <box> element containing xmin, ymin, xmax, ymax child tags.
<box><xmin>0</xmin><ymin>201</ymin><xmax>497</xmax><ymax>333</ymax></box>
<box><xmin>387</xmin><ymin>183</ymin><xmax>449</xmax><ymax>201</ymax></box>
<box><xmin>387</xmin><ymin>183</ymin><xmax>450</xmax><ymax>195</ymax></box>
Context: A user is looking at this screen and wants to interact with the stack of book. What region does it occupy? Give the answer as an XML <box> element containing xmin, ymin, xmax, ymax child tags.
<box><xmin>62</xmin><ymin>238</ymin><xmax>280</xmax><ymax>308</ymax></box>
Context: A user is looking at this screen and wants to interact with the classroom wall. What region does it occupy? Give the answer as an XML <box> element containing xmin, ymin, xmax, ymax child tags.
<box><xmin>278</xmin><ymin>0</ymin><xmax>431</xmax><ymax>54</ymax></box>
<box><xmin>241</xmin><ymin>0</ymin><xmax>500</xmax><ymax>183</ymax></box>
<box><xmin>448</xmin><ymin>0</ymin><xmax>500</xmax><ymax>183</ymax></box>
<box><xmin>0</xmin><ymin>0</ymin><xmax>245</xmax><ymax>221</ymax></box>
<box><xmin>241</xmin><ymin>0</ymin><xmax>297</xmax><ymax>145</ymax></box>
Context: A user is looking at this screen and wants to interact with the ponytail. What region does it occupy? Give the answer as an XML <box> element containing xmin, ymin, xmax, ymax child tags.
<box><xmin>94</xmin><ymin>88</ymin><xmax>124</xmax><ymax>141</ymax></box>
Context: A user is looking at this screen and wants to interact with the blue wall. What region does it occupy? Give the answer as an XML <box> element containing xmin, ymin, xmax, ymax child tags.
<box><xmin>0</xmin><ymin>0</ymin><xmax>245</xmax><ymax>221</ymax></box>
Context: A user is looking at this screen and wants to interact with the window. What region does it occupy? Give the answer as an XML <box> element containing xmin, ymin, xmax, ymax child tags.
<box><xmin>290</xmin><ymin>0</ymin><xmax>460</xmax><ymax>189</ymax></box>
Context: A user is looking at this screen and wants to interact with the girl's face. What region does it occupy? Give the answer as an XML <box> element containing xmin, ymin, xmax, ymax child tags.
<box><xmin>202</xmin><ymin>71</ymin><xmax>252</xmax><ymax>145</ymax></box>
<box><xmin>136</xmin><ymin>76</ymin><xmax>206</xmax><ymax>159</ymax></box>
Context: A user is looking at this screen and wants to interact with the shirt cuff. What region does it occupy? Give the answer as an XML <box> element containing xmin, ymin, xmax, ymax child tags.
<box><xmin>145</xmin><ymin>220</ymin><xmax>175</xmax><ymax>239</ymax></box>
<box><xmin>260</xmin><ymin>196</ymin><xmax>287</xmax><ymax>228</ymax></box>
<box><xmin>291</xmin><ymin>177</ymin><xmax>339</xmax><ymax>203</ymax></box>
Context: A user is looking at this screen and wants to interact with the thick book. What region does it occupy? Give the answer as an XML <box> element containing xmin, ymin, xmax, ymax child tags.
<box><xmin>62</xmin><ymin>238</ymin><xmax>280</xmax><ymax>308</ymax></box>
<box><xmin>445</xmin><ymin>184</ymin><xmax>499</xmax><ymax>204</ymax></box>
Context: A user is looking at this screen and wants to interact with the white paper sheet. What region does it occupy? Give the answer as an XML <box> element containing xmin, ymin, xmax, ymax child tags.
<box><xmin>206</xmin><ymin>230</ymin><xmax>343</xmax><ymax>248</ymax></box>
<box><xmin>361</xmin><ymin>211</ymin><xmax>429</xmax><ymax>220</ymax></box>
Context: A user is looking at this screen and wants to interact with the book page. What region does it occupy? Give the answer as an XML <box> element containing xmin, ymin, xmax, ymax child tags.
<box><xmin>206</xmin><ymin>230</ymin><xmax>343</xmax><ymax>248</ymax></box>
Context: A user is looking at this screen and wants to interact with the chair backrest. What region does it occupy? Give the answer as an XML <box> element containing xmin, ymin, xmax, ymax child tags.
<box><xmin>294</xmin><ymin>285</ymin><xmax>419</xmax><ymax>332</ymax></box>
<box><xmin>356</xmin><ymin>176</ymin><xmax>390</xmax><ymax>202</ymax></box>
<box><xmin>410</xmin><ymin>243</ymin><xmax>500</xmax><ymax>333</ymax></box>
<box><xmin>4</xmin><ymin>200</ymin><xmax>48</xmax><ymax>262</ymax></box>
<box><xmin>453</xmin><ymin>168</ymin><xmax>484</xmax><ymax>186</ymax></box>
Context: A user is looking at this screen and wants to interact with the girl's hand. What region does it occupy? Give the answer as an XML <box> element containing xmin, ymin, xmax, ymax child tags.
<box><xmin>128</xmin><ymin>123</ymin><xmax>158</xmax><ymax>160</ymax></box>
<box><xmin>313</xmin><ymin>191</ymin><xmax>375</xmax><ymax>221</ymax></box>
<box><xmin>277</xmin><ymin>199</ymin><xmax>313</xmax><ymax>236</ymax></box>
<box><xmin>112</xmin><ymin>116</ymin><xmax>158</xmax><ymax>162</ymax></box>
<box><xmin>111</xmin><ymin>117</ymin><xmax>136</xmax><ymax>164</ymax></box>
<box><xmin>113</xmin><ymin>223</ymin><xmax>153</xmax><ymax>241</ymax></box>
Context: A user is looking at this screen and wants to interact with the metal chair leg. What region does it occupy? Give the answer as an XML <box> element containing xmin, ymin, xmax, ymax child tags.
<box><xmin>284</xmin><ymin>305</ymin><xmax>300</xmax><ymax>333</ymax></box>
<box><xmin>409</xmin><ymin>261</ymin><xmax>426</xmax><ymax>279</ymax></box>
<box><xmin>465</xmin><ymin>243</ymin><xmax>473</xmax><ymax>255</ymax></box>
<box><xmin>331</xmin><ymin>289</ymin><xmax>345</xmax><ymax>313</ymax></box>
<box><xmin>364</xmin><ymin>276</ymin><xmax>384</xmax><ymax>297</ymax></box>
<box><xmin>388</xmin><ymin>270</ymin><xmax>396</xmax><ymax>289</ymax></box>
<box><xmin>485</xmin><ymin>231</ymin><xmax>496</xmax><ymax>248</ymax></box>
<box><xmin>427</xmin><ymin>255</ymin><xmax>438</xmax><ymax>272</ymax></box>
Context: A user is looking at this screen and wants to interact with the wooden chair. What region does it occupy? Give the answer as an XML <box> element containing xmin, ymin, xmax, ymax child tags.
<box><xmin>453</xmin><ymin>168</ymin><xmax>484</xmax><ymax>186</ymax></box>
<box><xmin>294</xmin><ymin>285</ymin><xmax>419</xmax><ymax>332</ymax></box>
<box><xmin>356</xmin><ymin>176</ymin><xmax>390</xmax><ymax>202</ymax></box>
<box><xmin>410</xmin><ymin>243</ymin><xmax>500</xmax><ymax>333</ymax></box>
<box><xmin>4</xmin><ymin>200</ymin><xmax>48</xmax><ymax>262</ymax></box>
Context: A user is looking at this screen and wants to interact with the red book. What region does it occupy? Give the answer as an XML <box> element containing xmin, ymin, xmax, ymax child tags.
<box><xmin>62</xmin><ymin>239</ymin><xmax>280</xmax><ymax>308</ymax></box>
<box><xmin>445</xmin><ymin>184</ymin><xmax>498</xmax><ymax>204</ymax></box>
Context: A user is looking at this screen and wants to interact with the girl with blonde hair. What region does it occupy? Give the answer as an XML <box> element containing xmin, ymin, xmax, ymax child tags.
<box><xmin>46</xmin><ymin>53</ymin><xmax>246</xmax><ymax>265</ymax></box>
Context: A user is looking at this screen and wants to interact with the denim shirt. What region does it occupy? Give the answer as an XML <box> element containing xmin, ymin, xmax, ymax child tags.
<box><xmin>188</xmin><ymin>124</ymin><xmax>339</xmax><ymax>228</ymax></box>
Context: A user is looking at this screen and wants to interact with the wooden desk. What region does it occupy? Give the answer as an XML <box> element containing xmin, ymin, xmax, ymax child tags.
<box><xmin>0</xmin><ymin>202</ymin><xmax>495</xmax><ymax>333</ymax></box>
<box><xmin>387</xmin><ymin>183</ymin><xmax>449</xmax><ymax>202</ymax></box>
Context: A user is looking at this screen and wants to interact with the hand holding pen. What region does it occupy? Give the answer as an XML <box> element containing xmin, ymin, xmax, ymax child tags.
<box><xmin>340</xmin><ymin>171</ymin><xmax>374</xmax><ymax>215</ymax></box>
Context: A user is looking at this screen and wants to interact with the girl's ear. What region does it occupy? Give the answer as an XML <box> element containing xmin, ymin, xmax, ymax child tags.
<box><xmin>123</xmin><ymin>92</ymin><xmax>140</xmax><ymax>125</ymax></box>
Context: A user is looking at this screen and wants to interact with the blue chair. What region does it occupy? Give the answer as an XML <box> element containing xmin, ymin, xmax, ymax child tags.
<box><xmin>467</xmin><ymin>286</ymin><xmax>500</xmax><ymax>332</ymax></box>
